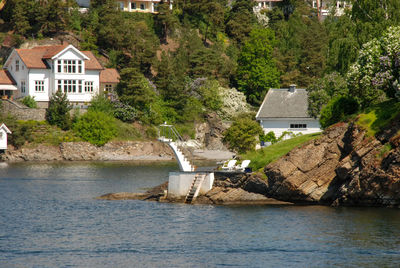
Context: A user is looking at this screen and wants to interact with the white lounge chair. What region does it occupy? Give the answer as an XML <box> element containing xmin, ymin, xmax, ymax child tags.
<box><xmin>235</xmin><ymin>160</ymin><xmax>251</xmax><ymax>171</ymax></box>
<box><xmin>221</xmin><ymin>160</ymin><xmax>237</xmax><ymax>171</ymax></box>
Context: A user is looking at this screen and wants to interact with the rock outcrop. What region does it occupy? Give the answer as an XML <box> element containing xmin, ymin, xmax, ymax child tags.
<box><xmin>2</xmin><ymin>141</ymin><xmax>174</xmax><ymax>162</ymax></box>
<box><xmin>265</xmin><ymin>119</ymin><xmax>400</xmax><ymax>207</ymax></box>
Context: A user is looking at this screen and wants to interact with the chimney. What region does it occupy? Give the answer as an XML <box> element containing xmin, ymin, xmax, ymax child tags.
<box><xmin>289</xmin><ymin>84</ymin><xmax>296</xmax><ymax>92</ymax></box>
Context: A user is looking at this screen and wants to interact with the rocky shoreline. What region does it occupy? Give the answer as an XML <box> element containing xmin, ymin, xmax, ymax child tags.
<box><xmin>97</xmin><ymin>119</ymin><xmax>400</xmax><ymax>208</ymax></box>
<box><xmin>1</xmin><ymin>140</ymin><xmax>235</xmax><ymax>162</ymax></box>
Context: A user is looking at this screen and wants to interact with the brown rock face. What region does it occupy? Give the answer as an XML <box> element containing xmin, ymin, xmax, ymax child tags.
<box><xmin>265</xmin><ymin>121</ymin><xmax>400</xmax><ymax>207</ymax></box>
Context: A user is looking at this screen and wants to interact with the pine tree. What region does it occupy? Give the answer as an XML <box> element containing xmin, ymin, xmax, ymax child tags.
<box><xmin>46</xmin><ymin>90</ymin><xmax>72</xmax><ymax>130</ymax></box>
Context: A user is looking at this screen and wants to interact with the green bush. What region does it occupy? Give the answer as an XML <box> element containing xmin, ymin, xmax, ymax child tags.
<box><xmin>73</xmin><ymin>111</ymin><xmax>117</xmax><ymax>146</ymax></box>
<box><xmin>319</xmin><ymin>96</ymin><xmax>359</xmax><ymax>128</ymax></box>
<box><xmin>223</xmin><ymin>117</ymin><xmax>263</xmax><ymax>153</ymax></box>
<box><xmin>21</xmin><ymin>96</ymin><xmax>37</xmax><ymax>108</ymax></box>
<box><xmin>89</xmin><ymin>94</ymin><xmax>114</xmax><ymax>115</ymax></box>
<box><xmin>260</xmin><ymin>131</ymin><xmax>277</xmax><ymax>144</ymax></box>
<box><xmin>113</xmin><ymin>102</ymin><xmax>137</xmax><ymax>122</ymax></box>
<box><xmin>46</xmin><ymin>90</ymin><xmax>72</xmax><ymax>130</ymax></box>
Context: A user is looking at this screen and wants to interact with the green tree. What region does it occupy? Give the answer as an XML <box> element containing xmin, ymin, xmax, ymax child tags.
<box><xmin>46</xmin><ymin>89</ymin><xmax>72</xmax><ymax>130</ymax></box>
<box><xmin>225</xmin><ymin>0</ymin><xmax>256</xmax><ymax>45</ymax></box>
<box><xmin>73</xmin><ymin>110</ymin><xmax>117</xmax><ymax>146</ymax></box>
<box><xmin>307</xmin><ymin>72</ymin><xmax>348</xmax><ymax>117</ymax></box>
<box><xmin>236</xmin><ymin>28</ymin><xmax>280</xmax><ymax>105</ymax></box>
<box><xmin>319</xmin><ymin>96</ymin><xmax>359</xmax><ymax>128</ymax></box>
<box><xmin>223</xmin><ymin>117</ymin><xmax>263</xmax><ymax>153</ymax></box>
<box><xmin>116</xmin><ymin>68</ymin><xmax>158</xmax><ymax>121</ymax></box>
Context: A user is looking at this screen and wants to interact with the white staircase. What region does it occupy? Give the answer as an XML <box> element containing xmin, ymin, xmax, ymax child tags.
<box><xmin>158</xmin><ymin>124</ymin><xmax>195</xmax><ymax>172</ymax></box>
<box><xmin>185</xmin><ymin>173</ymin><xmax>206</xmax><ymax>204</ymax></box>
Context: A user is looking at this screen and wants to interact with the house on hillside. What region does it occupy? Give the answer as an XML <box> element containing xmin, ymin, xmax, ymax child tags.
<box><xmin>116</xmin><ymin>0</ymin><xmax>172</xmax><ymax>13</ymax></box>
<box><xmin>256</xmin><ymin>85</ymin><xmax>321</xmax><ymax>140</ymax></box>
<box><xmin>0</xmin><ymin>123</ymin><xmax>11</xmax><ymax>150</ymax></box>
<box><xmin>254</xmin><ymin>0</ymin><xmax>282</xmax><ymax>11</ymax></box>
<box><xmin>2</xmin><ymin>44</ymin><xmax>119</xmax><ymax>108</ymax></box>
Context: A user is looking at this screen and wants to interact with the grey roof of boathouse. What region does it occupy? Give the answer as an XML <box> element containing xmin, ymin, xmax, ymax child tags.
<box><xmin>256</xmin><ymin>86</ymin><xmax>310</xmax><ymax>119</ymax></box>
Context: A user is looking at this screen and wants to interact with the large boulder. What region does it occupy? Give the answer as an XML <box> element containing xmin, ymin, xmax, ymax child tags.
<box><xmin>265</xmin><ymin>120</ymin><xmax>400</xmax><ymax>207</ymax></box>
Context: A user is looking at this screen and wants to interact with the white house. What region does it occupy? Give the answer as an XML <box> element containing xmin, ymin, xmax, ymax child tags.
<box><xmin>256</xmin><ymin>85</ymin><xmax>321</xmax><ymax>139</ymax></box>
<box><xmin>0</xmin><ymin>123</ymin><xmax>11</xmax><ymax>150</ymax></box>
<box><xmin>2</xmin><ymin>44</ymin><xmax>118</xmax><ymax>108</ymax></box>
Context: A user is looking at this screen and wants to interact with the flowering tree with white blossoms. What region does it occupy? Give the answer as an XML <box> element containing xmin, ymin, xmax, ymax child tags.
<box><xmin>347</xmin><ymin>26</ymin><xmax>400</xmax><ymax>108</ymax></box>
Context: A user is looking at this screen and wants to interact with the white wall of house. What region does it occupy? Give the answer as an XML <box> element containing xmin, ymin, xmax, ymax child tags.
<box><xmin>5</xmin><ymin>52</ymin><xmax>29</xmax><ymax>99</ymax></box>
<box><xmin>28</xmin><ymin>69</ymin><xmax>51</xmax><ymax>102</ymax></box>
<box><xmin>259</xmin><ymin>118</ymin><xmax>321</xmax><ymax>138</ymax></box>
<box><xmin>0</xmin><ymin>128</ymin><xmax>9</xmax><ymax>150</ymax></box>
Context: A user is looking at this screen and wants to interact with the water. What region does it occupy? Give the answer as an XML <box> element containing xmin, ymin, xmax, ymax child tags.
<box><xmin>1</xmin><ymin>162</ymin><xmax>400</xmax><ymax>267</ymax></box>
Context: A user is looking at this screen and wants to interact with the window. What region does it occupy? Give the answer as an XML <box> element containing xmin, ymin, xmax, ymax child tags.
<box><xmin>85</xmin><ymin>81</ymin><xmax>93</xmax><ymax>92</ymax></box>
<box><xmin>63</xmin><ymin>60</ymin><xmax>76</xmax><ymax>73</ymax></box>
<box><xmin>140</xmin><ymin>3</ymin><xmax>145</xmax><ymax>10</ymax></box>
<box><xmin>105</xmin><ymin>84</ymin><xmax>113</xmax><ymax>92</ymax></box>
<box><xmin>290</xmin><ymin>124</ymin><xmax>307</xmax><ymax>129</ymax></box>
<box><xmin>131</xmin><ymin>2</ymin><xmax>136</xmax><ymax>9</ymax></box>
<box><xmin>21</xmin><ymin>81</ymin><xmax>26</xmax><ymax>93</ymax></box>
<box><xmin>57</xmin><ymin>60</ymin><xmax>82</xmax><ymax>74</ymax></box>
<box><xmin>119</xmin><ymin>2</ymin><xmax>124</xmax><ymax>10</ymax></box>
<box><xmin>77</xmin><ymin>60</ymin><xmax>82</xmax><ymax>73</ymax></box>
<box><xmin>57</xmin><ymin>60</ymin><xmax>62</xmax><ymax>73</ymax></box>
<box><xmin>35</xmin><ymin>80</ymin><xmax>45</xmax><ymax>92</ymax></box>
<box><xmin>57</xmin><ymin>80</ymin><xmax>83</xmax><ymax>93</ymax></box>
<box><xmin>15</xmin><ymin>60</ymin><xmax>19</xmax><ymax>72</ymax></box>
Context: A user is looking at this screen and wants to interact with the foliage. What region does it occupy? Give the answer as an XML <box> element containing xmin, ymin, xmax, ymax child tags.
<box><xmin>116</xmin><ymin>68</ymin><xmax>159</xmax><ymax>123</ymax></box>
<box><xmin>242</xmin><ymin>133</ymin><xmax>321</xmax><ymax>171</ymax></box>
<box><xmin>73</xmin><ymin>110</ymin><xmax>117</xmax><ymax>146</ymax></box>
<box><xmin>223</xmin><ymin>116</ymin><xmax>263</xmax><ymax>153</ymax></box>
<box><xmin>45</xmin><ymin>90</ymin><xmax>72</xmax><ymax>130</ymax></box>
<box><xmin>356</xmin><ymin>100</ymin><xmax>400</xmax><ymax>137</ymax></box>
<box><xmin>347</xmin><ymin>26</ymin><xmax>400</xmax><ymax>108</ymax></box>
<box><xmin>114</xmin><ymin>120</ymin><xmax>142</xmax><ymax>141</ymax></box>
<box><xmin>319</xmin><ymin>96</ymin><xmax>359</xmax><ymax>129</ymax></box>
<box><xmin>260</xmin><ymin>131</ymin><xmax>277</xmax><ymax>144</ymax></box>
<box><xmin>21</xmin><ymin>96</ymin><xmax>37</xmax><ymax>108</ymax></box>
<box><xmin>307</xmin><ymin>72</ymin><xmax>349</xmax><ymax>117</ymax></box>
<box><xmin>88</xmin><ymin>94</ymin><xmax>114</xmax><ymax>115</ymax></box>
<box><xmin>113</xmin><ymin>102</ymin><xmax>137</xmax><ymax>123</ymax></box>
<box><xmin>4</xmin><ymin>0</ymin><xmax>73</xmax><ymax>37</ymax></box>
<box><xmin>2</xmin><ymin>118</ymin><xmax>34</xmax><ymax>149</ymax></box>
<box><xmin>236</xmin><ymin>27</ymin><xmax>280</xmax><ymax>105</ymax></box>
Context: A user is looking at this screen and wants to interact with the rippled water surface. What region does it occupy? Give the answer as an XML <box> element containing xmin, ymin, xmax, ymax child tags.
<box><xmin>1</xmin><ymin>162</ymin><xmax>400</xmax><ymax>267</ymax></box>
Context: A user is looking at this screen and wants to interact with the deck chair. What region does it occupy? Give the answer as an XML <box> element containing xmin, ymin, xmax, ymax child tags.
<box><xmin>235</xmin><ymin>160</ymin><xmax>251</xmax><ymax>171</ymax></box>
<box><xmin>221</xmin><ymin>160</ymin><xmax>237</xmax><ymax>171</ymax></box>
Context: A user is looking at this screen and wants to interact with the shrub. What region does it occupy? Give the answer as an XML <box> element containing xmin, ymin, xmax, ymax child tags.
<box><xmin>73</xmin><ymin>111</ymin><xmax>117</xmax><ymax>146</ymax></box>
<box><xmin>319</xmin><ymin>96</ymin><xmax>359</xmax><ymax>128</ymax></box>
<box><xmin>89</xmin><ymin>94</ymin><xmax>114</xmax><ymax>115</ymax></box>
<box><xmin>21</xmin><ymin>96</ymin><xmax>37</xmax><ymax>108</ymax></box>
<box><xmin>113</xmin><ymin>102</ymin><xmax>137</xmax><ymax>122</ymax></box>
<box><xmin>46</xmin><ymin>90</ymin><xmax>72</xmax><ymax>130</ymax></box>
<box><xmin>260</xmin><ymin>131</ymin><xmax>277</xmax><ymax>144</ymax></box>
<box><xmin>223</xmin><ymin>117</ymin><xmax>263</xmax><ymax>153</ymax></box>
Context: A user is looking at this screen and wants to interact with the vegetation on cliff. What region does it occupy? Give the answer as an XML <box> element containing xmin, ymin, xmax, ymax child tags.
<box><xmin>2</xmin><ymin>0</ymin><xmax>400</xmax><ymax>150</ymax></box>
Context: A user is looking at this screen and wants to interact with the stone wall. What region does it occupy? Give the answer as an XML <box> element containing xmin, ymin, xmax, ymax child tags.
<box><xmin>1</xmin><ymin>100</ymin><xmax>46</xmax><ymax>121</ymax></box>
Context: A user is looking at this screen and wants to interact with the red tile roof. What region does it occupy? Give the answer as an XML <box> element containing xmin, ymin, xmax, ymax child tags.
<box><xmin>14</xmin><ymin>45</ymin><xmax>103</xmax><ymax>70</ymax></box>
<box><xmin>100</xmin><ymin>68</ymin><xmax>120</xmax><ymax>83</ymax></box>
<box><xmin>0</xmin><ymin>70</ymin><xmax>16</xmax><ymax>85</ymax></box>
<box><xmin>82</xmin><ymin>51</ymin><xmax>103</xmax><ymax>70</ymax></box>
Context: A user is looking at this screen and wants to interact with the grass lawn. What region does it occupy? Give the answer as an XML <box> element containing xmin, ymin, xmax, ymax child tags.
<box><xmin>242</xmin><ymin>133</ymin><xmax>321</xmax><ymax>171</ymax></box>
<box><xmin>356</xmin><ymin>99</ymin><xmax>400</xmax><ymax>137</ymax></box>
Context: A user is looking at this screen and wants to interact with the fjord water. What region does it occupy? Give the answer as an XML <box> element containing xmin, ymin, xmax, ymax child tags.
<box><xmin>1</xmin><ymin>162</ymin><xmax>400</xmax><ymax>267</ymax></box>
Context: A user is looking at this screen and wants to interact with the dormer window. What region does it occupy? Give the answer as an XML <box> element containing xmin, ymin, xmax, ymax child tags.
<box><xmin>15</xmin><ymin>60</ymin><xmax>19</xmax><ymax>72</ymax></box>
<box><xmin>56</xmin><ymin>59</ymin><xmax>83</xmax><ymax>74</ymax></box>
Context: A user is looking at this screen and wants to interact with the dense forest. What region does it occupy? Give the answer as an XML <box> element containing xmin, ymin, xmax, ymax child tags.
<box><xmin>1</xmin><ymin>0</ymin><xmax>400</xmax><ymax>150</ymax></box>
